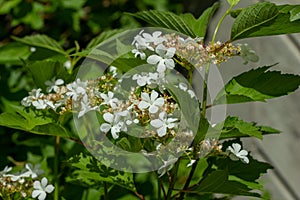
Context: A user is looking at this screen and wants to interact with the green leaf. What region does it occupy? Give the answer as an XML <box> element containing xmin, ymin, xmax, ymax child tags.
<box><xmin>0</xmin><ymin>0</ymin><xmax>22</xmax><ymax>14</ymax></box>
<box><xmin>12</xmin><ymin>34</ymin><xmax>66</xmax><ymax>55</ymax></box>
<box><xmin>26</xmin><ymin>60</ymin><xmax>72</xmax><ymax>91</ymax></box>
<box><xmin>128</xmin><ymin>10</ymin><xmax>196</xmax><ymax>37</ymax></box>
<box><xmin>216</xmin><ymin>116</ymin><xmax>280</xmax><ymax>140</ymax></box>
<box><xmin>86</xmin><ymin>29</ymin><xmax>125</xmax><ymax>50</ymax></box>
<box><xmin>0</xmin><ymin>42</ymin><xmax>31</xmax><ymax>65</ymax></box>
<box><xmin>214</xmin><ymin>157</ymin><xmax>273</xmax><ymax>182</ymax></box>
<box><xmin>278</xmin><ymin>5</ymin><xmax>300</xmax><ymax>22</ymax></box>
<box><xmin>227</xmin><ymin>0</ymin><xmax>240</xmax><ymax>7</ymax></box>
<box><xmin>192</xmin><ymin>170</ymin><xmax>260</xmax><ymax>197</ymax></box>
<box><xmin>182</xmin><ymin>2</ymin><xmax>220</xmax><ymax>38</ymax></box>
<box><xmin>68</xmin><ymin>153</ymin><xmax>137</xmax><ymax>192</ymax></box>
<box><xmin>231</xmin><ymin>3</ymin><xmax>300</xmax><ymax>40</ymax></box>
<box><xmin>214</xmin><ymin>65</ymin><xmax>300</xmax><ymax>104</ymax></box>
<box><xmin>166</xmin><ymin>83</ymin><xmax>200</xmax><ymax>135</ymax></box>
<box><xmin>0</xmin><ymin>100</ymin><xmax>73</xmax><ymax>138</ymax></box>
<box><xmin>289</xmin><ymin>6</ymin><xmax>300</xmax><ymax>21</ymax></box>
<box><xmin>231</xmin><ymin>2</ymin><xmax>279</xmax><ymax>40</ymax></box>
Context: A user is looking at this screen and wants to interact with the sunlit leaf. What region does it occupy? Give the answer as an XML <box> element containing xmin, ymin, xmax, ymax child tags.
<box><xmin>182</xmin><ymin>2</ymin><xmax>220</xmax><ymax>38</ymax></box>
<box><xmin>128</xmin><ymin>10</ymin><xmax>196</xmax><ymax>37</ymax></box>
<box><xmin>231</xmin><ymin>3</ymin><xmax>300</xmax><ymax>40</ymax></box>
<box><xmin>12</xmin><ymin>34</ymin><xmax>66</xmax><ymax>55</ymax></box>
<box><xmin>231</xmin><ymin>2</ymin><xmax>279</xmax><ymax>40</ymax></box>
<box><xmin>214</xmin><ymin>65</ymin><xmax>300</xmax><ymax>104</ymax></box>
<box><xmin>214</xmin><ymin>116</ymin><xmax>280</xmax><ymax>140</ymax></box>
<box><xmin>67</xmin><ymin>153</ymin><xmax>137</xmax><ymax>192</ymax></box>
<box><xmin>190</xmin><ymin>170</ymin><xmax>260</xmax><ymax>197</ymax></box>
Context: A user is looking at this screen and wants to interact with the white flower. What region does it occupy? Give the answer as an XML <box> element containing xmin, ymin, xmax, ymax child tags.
<box><xmin>64</xmin><ymin>60</ymin><xmax>72</xmax><ymax>69</ymax></box>
<box><xmin>132</xmin><ymin>48</ymin><xmax>146</xmax><ymax>60</ymax></box>
<box><xmin>30</xmin><ymin>47</ymin><xmax>37</xmax><ymax>52</ymax></box>
<box><xmin>157</xmin><ymin>155</ymin><xmax>178</xmax><ymax>177</ymax></box>
<box><xmin>32</xmin><ymin>99</ymin><xmax>48</xmax><ymax>109</ymax></box>
<box><xmin>150</xmin><ymin>112</ymin><xmax>178</xmax><ymax>137</ymax></box>
<box><xmin>132</xmin><ymin>72</ymin><xmax>158</xmax><ymax>87</ymax></box>
<box><xmin>142</xmin><ymin>31</ymin><xmax>166</xmax><ymax>45</ymax></box>
<box><xmin>187</xmin><ymin>159</ymin><xmax>196</xmax><ymax>167</ymax></box>
<box><xmin>138</xmin><ymin>90</ymin><xmax>164</xmax><ymax>114</ymax></box>
<box><xmin>238</xmin><ymin>43</ymin><xmax>259</xmax><ymax>64</ymax></box>
<box><xmin>66</xmin><ymin>79</ymin><xmax>87</xmax><ymax>101</ymax></box>
<box><xmin>227</xmin><ymin>143</ymin><xmax>249</xmax><ymax>164</ymax></box>
<box><xmin>132</xmin><ymin>30</ymin><xmax>154</xmax><ymax>51</ymax></box>
<box><xmin>147</xmin><ymin>44</ymin><xmax>176</xmax><ymax>73</ymax></box>
<box><xmin>0</xmin><ymin>166</ymin><xmax>12</xmax><ymax>176</ymax></box>
<box><xmin>32</xmin><ymin>177</ymin><xmax>55</xmax><ymax>200</ymax></box>
<box><xmin>178</xmin><ymin>82</ymin><xmax>188</xmax><ymax>91</ymax></box>
<box><xmin>45</xmin><ymin>78</ymin><xmax>64</xmax><ymax>93</ymax></box>
<box><xmin>78</xmin><ymin>95</ymin><xmax>98</xmax><ymax>118</ymax></box>
<box><xmin>100</xmin><ymin>112</ymin><xmax>127</xmax><ymax>139</ymax></box>
<box><xmin>21</xmin><ymin>163</ymin><xmax>39</xmax><ymax>179</ymax></box>
<box><xmin>21</xmin><ymin>88</ymin><xmax>44</xmax><ymax>107</ymax></box>
<box><xmin>109</xmin><ymin>66</ymin><xmax>118</xmax><ymax>77</ymax></box>
<box><xmin>99</xmin><ymin>91</ymin><xmax>119</xmax><ymax>109</ymax></box>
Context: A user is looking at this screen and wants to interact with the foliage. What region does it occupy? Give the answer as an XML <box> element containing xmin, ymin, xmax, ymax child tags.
<box><xmin>1</xmin><ymin>0</ymin><xmax>300</xmax><ymax>200</ymax></box>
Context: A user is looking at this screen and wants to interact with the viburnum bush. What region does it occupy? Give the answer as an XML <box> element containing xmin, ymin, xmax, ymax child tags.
<box><xmin>1</xmin><ymin>0</ymin><xmax>300</xmax><ymax>199</ymax></box>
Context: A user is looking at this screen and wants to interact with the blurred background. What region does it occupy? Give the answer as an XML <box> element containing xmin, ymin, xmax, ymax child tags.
<box><xmin>0</xmin><ymin>0</ymin><xmax>300</xmax><ymax>199</ymax></box>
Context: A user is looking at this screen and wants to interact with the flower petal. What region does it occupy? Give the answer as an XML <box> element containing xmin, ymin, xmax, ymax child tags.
<box><xmin>149</xmin><ymin>105</ymin><xmax>159</xmax><ymax>113</ymax></box>
<box><xmin>150</xmin><ymin>90</ymin><xmax>159</xmax><ymax>101</ymax></box>
<box><xmin>157</xmin><ymin>125</ymin><xmax>167</xmax><ymax>137</ymax></box>
<box><xmin>150</xmin><ymin>119</ymin><xmax>163</xmax><ymax>128</ymax></box>
<box><xmin>100</xmin><ymin>123</ymin><xmax>111</xmax><ymax>132</ymax></box>
<box><xmin>41</xmin><ymin>177</ymin><xmax>48</xmax><ymax>187</ymax></box>
<box><xmin>138</xmin><ymin>101</ymin><xmax>150</xmax><ymax>110</ymax></box>
<box><xmin>147</xmin><ymin>55</ymin><xmax>161</xmax><ymax>65</ymax></box>
<box><xmin>32</xmin><ymin>190</ymin><xmax>41</xmax><ymax>198</ymax></box>
<box><xmin>103</xmin><ymin>113</ymin><xmax>114</xmax><ymax>123</ymax></box>
<box><xmin>153</xmin><ymin>97</ymin><xmax>164</xmax><ymax>107</ymax></box>
<box><xmin>38</xmin><ymin>191</ymin><xmax>46</xmax><ymax>200</ymax></box>
<box><xmin>232</xmin><ymin>143</ymin><xmax>241</xmax><ymax>152</ymax></box>
<box><xmin>165</xmin><ymin>59</ymin><xmax>175</xmax><ymax>69</ymax></box>
<box><xmin>45</xmin><ymin>185</ymin><xmax>55</xmax><ymax>193</ymax></box>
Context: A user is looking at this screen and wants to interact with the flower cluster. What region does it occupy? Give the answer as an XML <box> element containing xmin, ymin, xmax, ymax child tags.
<box><xmin>132</xmin><ymin>30</ymin><xmax>245</xmax><ymax>71</ymax></box>
<box><xmin>0</xmin><ymin>164</ymin><xmax>54</xmax><ymax>200</ymax></box>
<box><xmin>20</xmin><ymin>30</ymin><xmax>251</xmax><ymax>177</ymax></box>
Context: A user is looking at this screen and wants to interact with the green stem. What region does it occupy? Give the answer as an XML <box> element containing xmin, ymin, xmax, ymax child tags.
<box><xmin>211</xmin><ymin>4</ymin><xmax>234</xmax><ymax>44</ymax></box>
<box><xmin>158</xmin><ymin>175</ymin><xmax>162</xmax><ymax>200</ymax></box>
<box><xmin>103</xmin><ymin>182</ymin><xmax>108</xmax><ymax>200</ymax></box>
<box><xmin>178</xmin><ymin>4</ymin><xmax>236</xmax><ymax>199</ymax></box>
<box><xmin>54</xmin><ymin>136</ymin><xmax>60</xmax><ymax>200</ymax></box>
<box><xmin>166</xmin><ymin>160</ymin><xmax>180</xmax><ymax>200</ymax></box>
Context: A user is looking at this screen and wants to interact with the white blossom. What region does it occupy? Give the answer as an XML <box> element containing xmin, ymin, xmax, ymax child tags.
<box><xmin>138</xmin><ymin>90</ymin><xmax>164</xmax><ymax>114</ymax></box>
<box><xmin>30</xmin><ymin>47</ymin><xmax>37</xmax><ymax>52</ymax></box>
<box><xmin>187</xmin><ymin>159</ymin><xmax>196</xmax><ymax>167</ymax></box>
<box><xmin>78</xmin><ymin>95</ymin><xmax>98</xmax><ymax>118</ymax></box>
<box><xmin>227</xmin><ymin>143</ymin><xmax>249</xmax><ymax>164</ymax></box>
<box><xmin>132</xmin><ymin>48</ymin><xmax>146</xmax><ymax>60</ymax></box>
<box><xmin>64</xmin><ymin>60</ymin><xmax>72</xmax><ymax>70</ymax></box>
<box><xmin>21</xmin><ymin>88</ymin><xmax>44</xmax><ymax>107</ymax></box>
<box><xmin>45</xmin><ymin>78</ymin><xmax>64</xmax><ymax>93</ymax></box>
<box><xmin>100</xmin><ymin>112</ymin><xmax>127</xmax><ymax>139</ymax></box>
<box><xmin>157</xmin><ymin>155</ymin><xmax>178</xmax><ymax>177</ymax></box>
<box><xmin>150</xmin><ymin>112</ymin><xmax>178</xmax><ymax>137</ymax></box>
<box><xmin>0</xmin><ymin>166</ymin><xmax>12</xmax><ymax>176</ymax></box>
<box><xmin>132</xmin><ymin>30</ymin><xmax>154</xmax><ymax>51</ymax></box>
<box><xmin>132</xmin><ymin>72</ymin><xmax>158</xmax><ymax>87</ymax></box>
<box><xmin>32</xmin><ymin>177</ymin><xmax>55</xmax><ymax>200</ymax></box>
<box><xmin>99</xmin><ymin>91</ymin><xmax>119</xmax><ymax>109</ymax></box>
<box><xmin>147</xmin><ymin>44</ymin><xmax>176</xmax><ymax>73</ymax></box>
<box><xmin>66</xmin><ymin>79</ymin><xmax>87</xmax><ymax>101</ymax></box>
<box><xmin>142</xmin><ymin>31</ymin><xmax>166</xmax><ymax>45</ymax></box>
